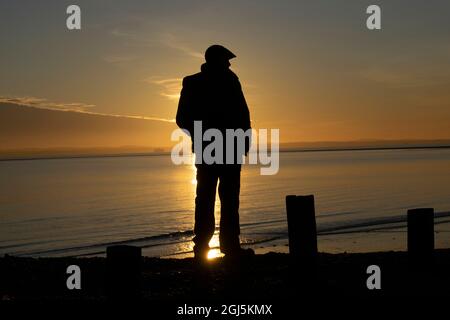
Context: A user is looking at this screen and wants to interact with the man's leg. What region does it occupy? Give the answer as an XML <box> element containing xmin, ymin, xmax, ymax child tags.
<box><xmin>193</xmin><ymin>165</ymin><xmax>218</xmax><ymax>258</ymax></box>
<box><xmin>218</xmin><ymin>165</ymin><xmax>242</xmax><ymax>254</ymax></box>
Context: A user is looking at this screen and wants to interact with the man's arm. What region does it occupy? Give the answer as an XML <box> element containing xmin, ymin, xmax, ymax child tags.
<box><xmin>176</xmin><ymin>78</ymin><xmax>194</xmax><ymax>135</ymax></box>
<box><xmin>234</xmin><ymin>77</ymin><xmax>251</xmax><ymax>130</ymax></box>
<box><xmin>240</xmin><ymin>88</ymin><xmax>251</xmax><ymax>131</ymax></box>
<box><xmin>236</xmin><ymin>80</ymin><xmax>251</xmax><ymax>154</ymax></box>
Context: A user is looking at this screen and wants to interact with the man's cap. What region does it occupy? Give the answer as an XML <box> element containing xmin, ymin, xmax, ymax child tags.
<box><xmin>205</xmin><ymin>45</ymin><xmax>236</xmax><ymax>63</ymax></box>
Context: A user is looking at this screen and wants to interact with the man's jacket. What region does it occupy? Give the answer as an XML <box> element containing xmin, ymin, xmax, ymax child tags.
<box><xmin>176</xmin><ymin>63</ymin><xmax>251</xmax><ymax>163</ymax></box>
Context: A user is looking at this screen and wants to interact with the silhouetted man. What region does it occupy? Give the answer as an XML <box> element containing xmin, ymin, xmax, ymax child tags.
<box><xmin>176</xmin><ymin>45</ymin><xmax>253</xmax><ymax>261</ymax></box>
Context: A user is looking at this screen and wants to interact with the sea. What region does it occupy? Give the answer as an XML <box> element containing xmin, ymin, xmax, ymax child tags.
<box><xmin>1</xmin><ymin>148</ymin><xmax>449</xmax><ymax>258</ymax></box>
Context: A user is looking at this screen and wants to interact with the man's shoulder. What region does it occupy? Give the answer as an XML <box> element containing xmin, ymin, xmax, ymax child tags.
<box><xmin>182</xmin><ymin>72</ymin><xmax>203</xmax><ymax>86</ymax></box>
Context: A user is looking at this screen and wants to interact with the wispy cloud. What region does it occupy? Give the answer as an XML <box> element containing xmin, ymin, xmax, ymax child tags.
<box><xmin>145</xmin><ymin>77</ymin><xmax>182</xmax><ymax>101</ymax></box>
<box><xmin>160</xmin><ymin>33</ymin><xmax>203</xmax><ymax>59</ymax></box>
<box><xmin>110</xmin><ymin>27</ymin><xmax>203</xmax><ymax>60</ymax></box>
<box><xmin>0</xmin><ymin>96</ymin><xmax>95</xmax><ymax>112</ymax></box>
<box><xmin>0</xmin><ymin>96</ymin><xmax>175</xmax><ymax>123</ymax></box>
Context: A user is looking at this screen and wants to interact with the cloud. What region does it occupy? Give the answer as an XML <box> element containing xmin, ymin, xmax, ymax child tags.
<box><xmin>145</xmin><ymin>77</ymin><xmax>182</xmax><ymax>101</ymax></box>
<box><xmin>0</xmin><ymin>96</ymin><xmax>95</xmax><ymax>112</ymax></box>
<box><xmin>160</xmin><ymin>33</ymin><xmax>203</xmax><ymax>59</ymax></box>
<box><xmin>110</xmin><ymin>27</ymin><xmax>203</xmax><ymax>59</ymax></box>
<box><xmin>0</xmin><ymin>96</ymin><xmax>175</xmax><ymax>123</ymax></box>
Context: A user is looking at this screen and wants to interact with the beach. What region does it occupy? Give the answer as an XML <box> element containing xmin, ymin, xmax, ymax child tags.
<box><xmin>1</xmin><ymin>148</ymin><xmax>449</xmax><ymax>305</ymax></box>
<box><xmin>1</xmin><ymin>249</ymin><xmax>449</xmax><ymax>303</ymax></box>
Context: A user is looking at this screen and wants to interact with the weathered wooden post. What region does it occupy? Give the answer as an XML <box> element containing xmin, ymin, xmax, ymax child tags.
<box><xmin>407</xmin><ymin>208</ymin><xmax>435</xmax><ymax>293</ymax></box>
<box><xmin>286</xmin><ymin>194</ymin><xmax>318</xmax><ymax>258</ymax></box>
<box><xmin>106</xmin><ymin>245</ymin><xmax>142</xmax><ymax>300</ymax></box>
<box><xmin>286</xmin><ymin>194</ymin><xmax>318</xmax><ymax>292</ymax></box>
<box><xmin>407</xmin><ymin>208</ymin><xmax>434</xmax><ymax>260</ymax></box>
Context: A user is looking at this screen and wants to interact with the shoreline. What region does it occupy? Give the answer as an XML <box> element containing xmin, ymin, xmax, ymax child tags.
<box><xmin>4</xmin><ymin>217</ymin><xmax>449</xmax><ymax>259</ymax></box>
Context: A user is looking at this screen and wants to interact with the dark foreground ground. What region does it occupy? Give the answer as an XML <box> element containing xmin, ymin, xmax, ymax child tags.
<box><xmin>1</xmin><ymin>249</ymin><xmax>449</xmax><ymax>304</ymax></box>
<box><xmin>0</xmin><ymin>249</ymin><xmax>450</xmax><ymax>319</ymax></box>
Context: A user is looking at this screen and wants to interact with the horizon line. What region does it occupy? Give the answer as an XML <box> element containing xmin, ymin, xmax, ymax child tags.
<box><xmin>1</xmin><ymin>144</ymin><xmax>450</xmax><ymax>162</ymax></box>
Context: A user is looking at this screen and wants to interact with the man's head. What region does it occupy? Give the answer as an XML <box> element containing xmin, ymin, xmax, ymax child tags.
<box><xmin>205</xmin><ymin>45</ymin><xmax>236</xmax><ymax>68</ymax></box>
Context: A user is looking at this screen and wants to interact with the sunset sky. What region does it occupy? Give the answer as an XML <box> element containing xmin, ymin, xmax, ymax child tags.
<box><xmin>1</xmin><ymin>0</ymin><xmax>450</xmax><ymax>151</ymax></box>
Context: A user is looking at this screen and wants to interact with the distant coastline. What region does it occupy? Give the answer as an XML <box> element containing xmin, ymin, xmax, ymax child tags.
<box><xmin>1</xmin><ymin>141</ymin><xmax>450</xmax><ymax>162</ymax></box>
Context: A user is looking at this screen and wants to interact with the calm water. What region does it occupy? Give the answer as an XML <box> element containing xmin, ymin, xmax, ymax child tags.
<box><xmin>1</xmin><ymin>148</ymin><xmax>449</xmax><ymax>257</ymax></box>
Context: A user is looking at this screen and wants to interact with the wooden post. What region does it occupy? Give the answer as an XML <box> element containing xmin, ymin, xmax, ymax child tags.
<box><xmin>286</xmin><ymin>195</ymin><xmax>318</xmax><ymax>258</ymax></box>
<box><xmin>407</xmin><ymin>208</ymin><xmax>434</xmax><ymax>259</ymax></box>
<box><xmin>407</xmin><ymin>208</ymin><xmax>434</xmax><ymax>293</ymax></box>
<box><xmin>106</xmin><ymin>245</ymin><xmax>142</xmax><ymax>300</ymax></box>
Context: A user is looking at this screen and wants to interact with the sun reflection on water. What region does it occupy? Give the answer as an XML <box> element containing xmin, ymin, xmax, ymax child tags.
<box><xmin>207</xmin><ymin>248</ymin><xmax>222</xmax><ymax>259</ymax></box>
<box><xmin>207</xmin><ymin>233</ymin><xmax>223</xmax><ymax>259</ymax></box>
